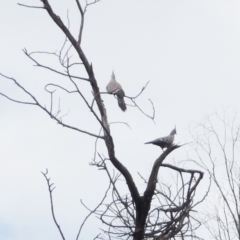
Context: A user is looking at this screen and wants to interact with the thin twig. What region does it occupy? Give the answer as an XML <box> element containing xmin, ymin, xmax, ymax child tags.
<box><xmin>41</xmin><ymin>169</ymin><xmax>66</xmax><ymax>240</ymax></box>
<box><xmin>76</xmin><ymin>180</ymin><xmax>111</xmax><ymax>240</ymax></box>
<box><xmin>18</xmin><ymin>3</ymin><xmax>44</xmax><ymax>9</ymax></box>
<box><xmin>76</xmin><ymin>0</ymin><xmax>84</xmax><ymax>45</ymax></box>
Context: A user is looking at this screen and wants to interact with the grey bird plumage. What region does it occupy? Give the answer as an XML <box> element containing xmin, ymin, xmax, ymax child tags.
<box><xmin>106</xmin><ymin>71</ymin><xmax>127</xmax><ymax>111</ymax></box>
<box><xmin>145</xmin><ymin>127</ymin><xmax>177</xmax><ymax>150</ymax></box>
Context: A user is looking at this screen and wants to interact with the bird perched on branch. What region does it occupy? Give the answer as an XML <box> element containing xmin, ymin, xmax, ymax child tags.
<box><xmin>106</xmin><ymin>71</ymin><xmax>126</xmax><ymax>111</ymax></box>
<box><xmin>145</xmin><ymin>127</ymin><xmax>177</xmax><ymax>150</ymax></box>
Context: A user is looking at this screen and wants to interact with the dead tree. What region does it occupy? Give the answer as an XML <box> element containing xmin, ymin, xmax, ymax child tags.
<box><xmin>189</xmin><ymin>108</ymin><xmax>240</xmax><ymax>240</ymax></box>
<box><xmin>0</xmin><ymin>1</ymin><xmax>204</xmax><ymax>239</ymax></box>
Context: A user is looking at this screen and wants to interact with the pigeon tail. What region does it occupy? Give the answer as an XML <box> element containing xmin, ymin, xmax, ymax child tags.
<box><xmin>117</xmin><ymin>95</ymin><xmax>126</xmax><ymax>111</ymax></box>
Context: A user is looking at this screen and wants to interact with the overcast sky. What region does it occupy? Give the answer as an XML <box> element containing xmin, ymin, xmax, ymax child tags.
<box><xmin>1</xmin><ymin>0</ymin><xmax>240</xmax><ymax>239</ymax></box>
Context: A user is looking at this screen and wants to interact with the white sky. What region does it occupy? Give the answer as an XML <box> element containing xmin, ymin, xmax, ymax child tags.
<box><xmin>0</xmin><ymin>0</ymin><xmax>240</xmax><ymax>239</ymax></box>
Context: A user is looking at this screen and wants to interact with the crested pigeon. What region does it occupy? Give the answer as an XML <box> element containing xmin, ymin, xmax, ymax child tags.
<box><xmin>145</xmin><ymin>127</ymin><xmax>177</xmax><ymax>150</ymax></box>
<box><xmin>106</xmin><ymin>71</ymin><xmax>126</xmax><ymax>111</ymax></box>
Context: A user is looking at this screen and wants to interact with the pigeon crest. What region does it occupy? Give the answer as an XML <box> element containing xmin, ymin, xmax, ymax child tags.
<box><xmin>145</xmin><ymin>127</ymin><xmax>177</xmax><ymax>150</ymax></box>
<box><xmin>106</xmin><ymin>71</ymin><xmax>126</xmax><ymax>111</ymax></box>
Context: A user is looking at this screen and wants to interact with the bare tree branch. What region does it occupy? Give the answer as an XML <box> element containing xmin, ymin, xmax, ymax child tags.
<box><xmin>41</xmin><ymin>169</ymin><xmax>66</xmax><ymax>240</ymax></box>
<box><xmin>23</xmin><ymin>49</ymin><xmax>89</xmax><ymax>81</ymax></box>
<box><xmin>0</xmin><ymin>73</ymin><xmax>104</xmax><ymax>139</ymax></box>
<box><xmin>75</xmin><ymin>0</ymin><xmax>84</xmax><ymax>45</ymax></box>
<box><xmin>18</xmin><ymin>3</ymin><xmax>44</xmax><ymax>9</ymax></box>
<box><xmin>125</xmin><ymin>81</ymin><xmax>155</xmax><ymax>121</ymax></box>
<box><xmin>76</xmin><ymin>180</ymin><xmax>111</xmax><ymax>240</ymax></box>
